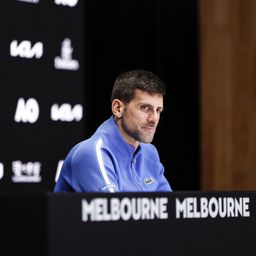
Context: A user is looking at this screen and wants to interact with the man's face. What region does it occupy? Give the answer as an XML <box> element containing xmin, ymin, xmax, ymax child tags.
<box><xmin>119</xmin><ymin>89</ymin><xmax>163</xmax><ymax>147</ymax></box>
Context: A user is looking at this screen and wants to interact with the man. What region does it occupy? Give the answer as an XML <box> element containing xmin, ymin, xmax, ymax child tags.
<box><xmin>54</xmin><ymin>69</ymin><xmax>172</xmax><ymax>192</ymax></box>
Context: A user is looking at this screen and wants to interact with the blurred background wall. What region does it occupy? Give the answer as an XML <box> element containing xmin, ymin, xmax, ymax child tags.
<box><xmin>200</xmin><ymin>0</ymin><xmax>256</xmax><ymax>190</ymax></box>
<box><xmin>0</xmin><ymin>0</ymin><xmax>85</xmax><ymax>193</ymax></box>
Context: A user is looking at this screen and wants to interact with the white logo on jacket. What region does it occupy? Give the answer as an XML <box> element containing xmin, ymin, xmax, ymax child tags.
<box><xmin>144</xmin><ymin>177</ymin><xmax>155</xmax><ymax>185</ymax></box>
<box><xmin>101</xmin><ymin>183</ymin><xmax>116</xmax><ymax>191</ymax></box>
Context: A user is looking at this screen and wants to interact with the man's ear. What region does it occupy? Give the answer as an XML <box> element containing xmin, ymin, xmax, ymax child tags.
<box><xmin>112</xmin><ymin>99</ymin><xmax>124</xmax><ymax>118</ymax></box>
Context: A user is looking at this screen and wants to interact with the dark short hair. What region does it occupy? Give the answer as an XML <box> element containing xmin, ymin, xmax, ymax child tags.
<box><xmin>111</xmin><ymin>69</ymin><xmax>166</xmax><ymax>103</ymax></box>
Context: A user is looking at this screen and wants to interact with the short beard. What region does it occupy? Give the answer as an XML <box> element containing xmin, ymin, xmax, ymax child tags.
<box><xmin>121</xmin><ymin>118</ymin><xmax>154</xmax><ymax>144</ymax></box>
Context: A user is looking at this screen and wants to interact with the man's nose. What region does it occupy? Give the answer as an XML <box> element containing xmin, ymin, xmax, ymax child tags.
<box><xmin>148</xmin><ymin>110</ymin><xmax>159</xmax><ymax>123</ymax></box>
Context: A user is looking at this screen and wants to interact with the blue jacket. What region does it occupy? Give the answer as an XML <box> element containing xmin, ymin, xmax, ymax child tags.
<box><xmin>54</xmin><ymin>116</ymin><xmax>172</xmax><ymax>192</ymax></box>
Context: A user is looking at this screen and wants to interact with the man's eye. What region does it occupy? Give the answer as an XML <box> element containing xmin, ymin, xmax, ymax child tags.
<box><xmin>141</xmin><ymin>105</ymin><xmax>150</xmax><ymax>111</ymax></box>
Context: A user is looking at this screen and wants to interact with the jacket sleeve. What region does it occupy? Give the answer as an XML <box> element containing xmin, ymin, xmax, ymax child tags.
<box><xmin>70</xmin><ymin>138</ymin><xmax>119</xmax><ymax>192</ymax></box>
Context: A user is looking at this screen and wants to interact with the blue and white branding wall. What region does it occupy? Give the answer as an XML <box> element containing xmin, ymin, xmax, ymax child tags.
<box><xmin>0</xmin><ymin>0</ymin><xmax>84</xmax><ymax>193</ymax></box>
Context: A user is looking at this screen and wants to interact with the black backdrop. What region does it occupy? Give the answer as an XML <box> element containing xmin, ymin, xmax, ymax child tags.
<box><xmin>83</xmin><ymin>0</ymin><xmax>200</xmax><ymax>191</ymax></box>
<box><xmin>0</xmin><ymin>0</ymin><xmax>199</xmax><ymax>192</ymax></box>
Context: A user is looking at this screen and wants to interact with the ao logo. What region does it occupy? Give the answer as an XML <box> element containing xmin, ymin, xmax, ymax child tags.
<box><xmin>10</xmin><ymin>40</ymin><xmax>43</xmax><ymax>59</ymax></box>
<box><xmin>14</xmin><ymin>98</ymin><xmax>39</xmax><ymax>123</ymax></box>
<box><xmin>51</xmin><ymin>103</ymin><xmax>83</xmax><ymax>122</ymax></box>
<box><xmin>55</xmin><ymin>0</ymin><xmax>78</xmax><ymax>7</ymax></box>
